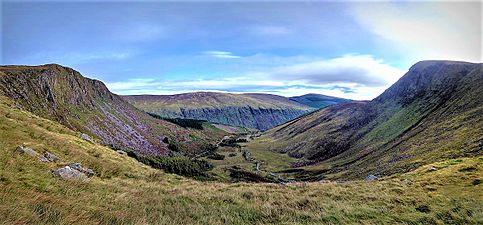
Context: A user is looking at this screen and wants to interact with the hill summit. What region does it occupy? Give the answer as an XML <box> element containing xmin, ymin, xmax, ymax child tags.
<box><xmin>0</xmin><ymin>64</ymin><xmax>221</xmax><ymax>156</ymax></box>
<box><xmin>258</xmin><ymin>60</ymin><xmax>482</xmax><ymax>179</ymax></box>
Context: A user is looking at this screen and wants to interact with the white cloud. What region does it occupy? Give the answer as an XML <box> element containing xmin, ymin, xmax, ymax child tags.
<box><xmin>351</xmin><ymin>1</ymin><xmax>482</xmax><ymax>62</ymax></box>
<box><xmin>202</xmin><ymin>51</ymin><xmax>241</xmax><ymax>58</ymax></box>
<box><xmin>265</xmin><ymin>54</ymin><xmax>404</xmax><ymax>87</ymax></box>
<box><xmin>107</xmin><ymin>54</ymin><xmax>405</xmax><ymax>100</ymax></box>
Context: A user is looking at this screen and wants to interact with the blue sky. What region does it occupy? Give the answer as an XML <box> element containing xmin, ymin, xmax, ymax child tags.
<box><xmin>1</xmin><ymin>0</ymin><xmax>481</xmax><ymax>100</ymax></box>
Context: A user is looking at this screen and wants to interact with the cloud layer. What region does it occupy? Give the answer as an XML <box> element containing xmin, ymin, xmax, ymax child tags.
<box><xmin>107</xmin><ymin>55</ymin><xmax>405</xmax><ymax>100</ymax></box>
<box><xmin>2</xmin><ymin>1</ymin><xmax>480</xmax><ymax>100</ymax></box>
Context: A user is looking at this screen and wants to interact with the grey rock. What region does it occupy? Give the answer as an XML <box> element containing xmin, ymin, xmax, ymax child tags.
<box><xmin>429</xmin><ymin>167</ymin><xmax>438</xmax><ymax>172</ymax></box>
<box><xmin>52</xmin><ymin>166</ymin><xmax>88</xmax><ymax>181</ymax></box>
<box><xmin>80</xmin><ymin>133</ymin><xmax>92</xmax><ymax>142</ymax></box>
<box><xmin>366</xmin><ymin>174</ymin><xmax>378</xmax><ymax>181</ymax></box>
<box><xmin>16</xmin><ymin>146</ymin><xmax>49</xmax><ymax>163</ymax></box>
<box><xmin>16</xmin><ymin>146</ymin><xmax>39</xmax><ymax>157</ymax></box>
<box><xmin>117</xmin><ymin>150</ymin><xmax>127</xmax><ymax>155</ymax></box>
<box><xmin>69</xmin><ymin>163</ymin><xmax>95</xmax><ymax>177</ymax></box>
<box><xmin>43</xmin><ymin>152</ymin><xmax>61</xmax><ymax>162</ymax></box>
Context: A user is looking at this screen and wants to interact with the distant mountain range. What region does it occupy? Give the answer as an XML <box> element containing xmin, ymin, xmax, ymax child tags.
<box><xmin>0</xmin><ymin>61</ymin><xmax>481</xmax><ymax>224</ymax></box>
<box><xmin>289</xmin><ymin>93</ymin><xmax>351</xmax><ymax>108</ymax></box>
<box><xmin>0</xmin><ymin>64</ymin><xmax>224</xmax><ymax>156</ymax></box>
<box><xmin>258</xmin><ymin>60</ymin><xmax>482</xmax><ymax>180</ymax></box>
<box><xmin>124</xmin><ymin>93</ymin><xmax>350</xmax><ymax>130</ymax></box>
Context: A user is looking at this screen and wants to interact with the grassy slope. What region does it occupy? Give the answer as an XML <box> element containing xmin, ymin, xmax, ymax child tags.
<box><xmin>124</xmin><ymin>92</ymin><xmax>313</xmax><ymax>111</ymax></box>
<box><xmin>0</xmin><ymin>96</ymin><xmax>481</xmax><ymax>224</ymax></box>
<box><xmin>123</xmin><ymin>92</ymin><xmax>316</xmax><ymax>130</ymax></box>
<box><xmin>0</xmin><ymin>65</ymin><xmax>225</xmax><ymax>156</ymax></box>
<box><xmin>289</xmin><ymin>93</ymin><xmax>352</xmax><ymax>109</ymax></box>
<box><xmin>256</xmin><ymin>61</ymin><xmax>482</xmax><ymax>180</ymax></box>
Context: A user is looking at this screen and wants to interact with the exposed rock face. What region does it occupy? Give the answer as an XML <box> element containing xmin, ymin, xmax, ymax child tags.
<box><xmin>0</xmin><ymin>64</ymin><xmax>221</xmax><ymax>156</ymax></box>
<box><xmin>124</xmin><ymin>92</ymin><xmax>315</xmax><ymax>130</ymax></box>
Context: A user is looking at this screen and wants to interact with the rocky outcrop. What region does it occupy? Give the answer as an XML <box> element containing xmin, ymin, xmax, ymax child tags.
<box><xmin>0</xmin><ymin>64</ymin><xmax>220</xmax><ymax>156</ymax></box>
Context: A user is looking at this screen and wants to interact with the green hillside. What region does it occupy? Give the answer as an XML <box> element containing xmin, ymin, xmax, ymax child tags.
<box><xmin>0</xmin><ymin>95</ymin><xmax>481</xmax><ymax>224</ymax></box>
<box><xmin>254</xmin><ymin>61</ymin><xmax>482</xmax><ymax>180</ymax></box>
<box><xmin>0</xmin><ymin>64</ymin><xmax>225</xmax><ymax>156</ymax></box>
<box><xmin>289</xmin><ymin>93</ymin><xmax>352</xmax><ymax>108</ymax></box>
<box><xmin>123</xmin><ymin>92</ymin><xmax>315</xmax><ymax>130</ymax></box>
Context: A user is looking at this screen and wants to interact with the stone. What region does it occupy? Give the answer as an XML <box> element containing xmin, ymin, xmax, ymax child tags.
<box><xmin>69</xmin><ymin>163</ymin><xmax>95</xmax><ymax>177</ymax></box>
<box><xmin>80</xmin><ymin>133</ymin><xmax>92</xmax><ymax>142</ymax></box>
<box><xmin>366</xmin><ymin>174</ymin><xmax>378</xmax><ymax>181</ymax></box>
<box><xmin>52</xmin><ymin>166</ymin><xmax>88</xmax><ymax>181</ymax></box>
<box><xmin>16</xmin><ymin>146</ymin><xmax>49</xmax><ymax>163</ymax></box>
<box><xmin>117</xmin><ymin>150</ymin><xmax>127</xmax><ymax>155</ymax></box>
<box><xmin>429</xmin><ymin>167</ymin><xmax>438</xmax><ymax>172</ymax></box>
<box><xmin>16</xmin><ymin>146</ymin><xmax>39</xmax><ymax>157</ymax></box>
<box><xmin>43</xmin><ymin>152</ymin><xmax>61</xmax><ymax>162</ymax></box>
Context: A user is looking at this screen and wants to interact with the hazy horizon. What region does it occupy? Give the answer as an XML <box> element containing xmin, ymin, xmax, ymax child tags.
<box><xmin>1</xmin><ymin>0</ymin><xmax>481</xmax><ymax>100</ymax></box>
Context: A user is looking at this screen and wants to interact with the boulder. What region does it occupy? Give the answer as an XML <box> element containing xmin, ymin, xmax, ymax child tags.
<box><xmin>16</xmin><ymin>146</ymin><xmax>39</xmax><ymax>157</ymax></box>
<box><xmin>69</xmin><ymin>163</ymin><xmax>95</xmax><ymax>177</ymax></box>
<box><xmin>366</xmin><ymin>174</ymin><xmax>378</xmax><ymax>181</ymax></box>
<box><xmin>16</xmin><ymin>146</ymin><xmax>49</xmax><ymax>163</ymax></box>
<box><xmin>52</xmin><ymin>166</ymin><xmax>88</xmax><ymax>181</ymax></box>
<box><xmin>43</xmin><ymin>152</ymin><xmax>61</xmax><ymax>162</ymax></box>
<box><xmin>80</xmin><ymin>133</ymin><xmax>92</xmax><ymax>142</ymax></box>
<box><xmin>117</xmin><ymin>150</ymin><xmax>127</xmax><ymax>155</ymax></box>
<box><xmin>429</xmin><ymin>167</ymin><xmax>438</xmax><ymax>172</ymax></box>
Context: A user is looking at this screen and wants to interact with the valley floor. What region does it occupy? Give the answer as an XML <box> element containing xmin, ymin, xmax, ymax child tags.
<box><xmin>1</xmin><ymin>97</ymin><xmax>482</xmax><ymax>224</ymax></box>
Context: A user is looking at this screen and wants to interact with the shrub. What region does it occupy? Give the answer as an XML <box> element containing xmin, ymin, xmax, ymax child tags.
<box><xmin>147</xmin><ymin>113</ymin><xmax>206</xmax><ymax>130</ymax></box>
<box><xmin>138</xmin><ymin>155</ymin><xmax>213</xmax><ymax>178</ymax></box>
<box><xmin>106</xmin><ymin>145</ymin><xmax>213</xmax><ymax>178</ymax></box>
<box><xmin>207</xmin><ymin>153</ymin><xmax>225</xmax><ymax>160</ymax></box>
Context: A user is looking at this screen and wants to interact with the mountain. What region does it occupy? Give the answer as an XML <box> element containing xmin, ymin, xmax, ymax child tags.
<box><xmin>123</xmin><ymin>92</ymin><xmax>316</xmax><ymax>130</ymax></box>
<box><xmin>256</xmin><ymin>61</ymin><xmax>482</xmax><ymax>180</ymax></box>
<box><xmin>0</xmin><ymin>90</ymin><xmax>480</xmax><ymax>224</ymax></box>
<box><xmin>289</xmin><ymin>93</ymin><xmax>352</xmax><ymax>108</ymax></box>
<box><xmin>0</xmin><ymin>64</ymin><xmax>224</xmax><ymax>156</ymax></box>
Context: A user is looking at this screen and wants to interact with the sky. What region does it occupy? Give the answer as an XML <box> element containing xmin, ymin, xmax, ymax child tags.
<box><xmin>1</xmin><ymin>0</ymin><xmax>481</xmax><ymax>100</ymax></box>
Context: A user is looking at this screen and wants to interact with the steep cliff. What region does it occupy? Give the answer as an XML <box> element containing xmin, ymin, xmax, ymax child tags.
<box><xmin>0</xmin><ymin>64</ymin><xmax>223</xmax><ymax>156</ymax></box>
<box><xmin>124</xmin><ymin>92</ymin><xmax>316</xmax><ymax>130</ymax></box>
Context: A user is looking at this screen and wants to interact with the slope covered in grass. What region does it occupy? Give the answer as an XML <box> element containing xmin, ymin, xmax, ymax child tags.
<box><xmin>0</xmin><ymin>96</ymin><xmax>481</xmax><ymax>224</ymax></box>
<box><xmin>256</xmin><ymin>61</ymin><xmax>482</xmax><ymax>180</ymax></box>
<box><xmin>289</xmin><ymin>93</ymin><xmax>352</xmax><ymax>108</ymax></box>
<box><xmin>0</xmin><ymin>64</ymin><xmax>225</xmax><ymax>156</ymax></box>
<box><xmin>124</xmin><ymin>92</ymin><xmax>315</xmax><ymax>130</ymax></box>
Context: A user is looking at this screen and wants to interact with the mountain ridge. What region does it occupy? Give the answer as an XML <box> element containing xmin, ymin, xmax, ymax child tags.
<box><xmin>256</xmin><ymin>60</ymin><xmax>482</xmax><ymax>179</ymax></box>
<box><xmin>0</xmin><ymin>64</ymin><xmax>224</xmax><ymax>156</ymax></box>
<box><xmin>123</xmin><ymin>92</ymin><xmax>318</xmax><ymax>130</ymax></box>
<box><xmin>289</xmin><ymin>93</ymin><xmax>352</xmax><ymax>108</ymax></box>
